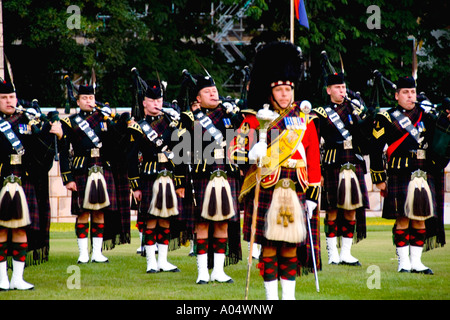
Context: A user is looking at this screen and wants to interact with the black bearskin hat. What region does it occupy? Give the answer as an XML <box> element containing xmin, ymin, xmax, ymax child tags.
<box><xmin>247</xmin><ymin>41</ymin><xmax>303</xmax><ymax>110</ymax></box>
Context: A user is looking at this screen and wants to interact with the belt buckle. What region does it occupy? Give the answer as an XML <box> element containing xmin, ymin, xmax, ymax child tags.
<box><xmin>10</xmin><ymin>154</ymin><xmax>22</xmax><ymax>165</ymax></box>
<box><xmin>417</xmin><ymin>149</ymin><xmax>426</xmax><ymax>159</ymax></box>
<box><xmin>158</xmin><ymin>153</ymin><xmax>168</xmax><ymax>163</ymax></box>
<box><xmin>91</xmin><ymin>148</ymin><xmax>100</xmax><ymax>158</ymax></box>
<box><xmin>343</xmin><ymin>139</ymin><xmax>353</xmax><ymax>150</ymax></box>
<box><xmin>214</xmin><ymin>148</ymin><xmax>225</xmax><ymax>159</ymax></box>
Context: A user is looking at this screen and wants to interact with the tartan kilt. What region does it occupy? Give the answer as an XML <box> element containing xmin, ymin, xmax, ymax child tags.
<box><xmin>424</xmin><ymin>170</ymin><xmax>446</xmax><ymax>250</ymax></box>
<box><xmin>136</xmin><ymin>175</ymin><xmax>188</xmax><ymax>251</ymax></box>
<box><xmin>138</xmin><ymin>175</ymin><xmax>183</xmax><ymax>221</ymax></box>
<box><xmin>105</xmin><ymin>164</ymin><xmax>131</xmax><ymax>248</ymax></box>
<box><xmin>321</xmin><ymin>162</ymin><xmax>370</xmax><ymax>211</ymax></box>
<box><xmin>321</xmin><ymin>160</ymin><xmax>368</xmax><ymax>242</ymax></box>
<box><xmin>0</xmin><ymin>168</ymin><xmax>39</xmax><ymax>231</ymax></box>
<box><xmin>243</xmin><ymin>168</ymin><xmax>306</xmax><ymax>246</ymax></box>
<box><xmin>71</xmin><ymin>161</ymin><xmax>118</xmax><ymax>214</ymax></box>
<box><xmin>382</xmin><ymin>170</ymin><xmax>437</xmax><ymax>220</ymax></box>
<box><xmin>23</xmin><ymin>180</ymin><xmax>40</xmax><ymax>230</ymax></box>
<box><xmin>242</xmin><ymin>167</ymin><xmax>322</xmax><ymax>274</ymax></box>
<box><xmin>182</xmin><ymin>171</ymin><xmax>242</xmax><ymax>267</ymax></box>
<box><xmin>182</xmin><ymin>174</ymin><xmax>240</xmax><ymax>230</ymax></box>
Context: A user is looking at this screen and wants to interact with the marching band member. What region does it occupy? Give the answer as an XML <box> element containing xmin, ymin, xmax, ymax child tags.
<box><xmin>314</xmin><ymin>73</ymin><xmax>369</xmax><ymax>266</ymax></box>
<box><xmin>232</xmin><ymin>41</ymin><xmax>321</xmax><ymax>300</ymax></box>
<box><xmin>59</xmin><ymin>84</ymin><xmax>128</xmax><ymax>264</ymax></box>
<box><xmin>0</xmin><ymin>80</ymin><xmax>62</xmax><ymax>290</ymax></box>
<box><xmin>370</xmin><ymin>76</ymin><xmax>440</xmax><ymax>274</ymax></box>
<box><xmin>127</xmin><ymin>80</ymin><xmax>185</xmax><ymax>273</ymax></box>
<box><xmin>179</xmin><ymin>73</ymin><xmax>242</xmax><ymax>285</ymax></box>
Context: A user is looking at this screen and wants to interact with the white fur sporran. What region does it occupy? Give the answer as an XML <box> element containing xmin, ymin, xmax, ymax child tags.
<box><xmin>265</xmin><ymin>178</ymin><xmax>307</xmax><ymax>243</ymax></box>
<box><xmin>149</xmin><ymin>174</ymin><xmax>179</xmax><ymax>218</ymax></box>
<box><xmin>201</xmin><ymin>170</ymin><xmax>235</xmax><ymax>221</ymax></box>
<box><xmin>0</xmin><ymin>176</ymin><xmax>31</xmax><ymax>228</ymax></box>
<box><xmin>336</xmin><ymin>163</ymin><xmax>363</xmax><ymax>210</ymax></box>
<box><xmin>404</xmin><ymin>170</ymin><xmax>434</xmax><ymax>221</ymax></box>
<box><xmin>83</xmin><ymin>165</ymin><xmax>110</xmax><ymax>210</ymax></box>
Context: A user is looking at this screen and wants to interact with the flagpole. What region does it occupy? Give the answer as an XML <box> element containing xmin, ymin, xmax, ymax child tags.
<box><xmin>290</xmin><ymin>0</ymin><xmax>294</xmax><ymax>43</ymax></box>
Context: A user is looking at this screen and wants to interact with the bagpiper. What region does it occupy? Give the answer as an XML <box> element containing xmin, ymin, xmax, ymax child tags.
<box><xmin>314</xmin><ymin>72</ymin><xmax>369</xmax><ymax>266</ymax></box>
<box><xmin>370</xmin><ymin>76</ymin><xmax>442</xmax><ymax>274</ymax></box>
<box><xmin>59</xmin><ymin>83</ymin><xmax>129</xmax><ymax>264</ymax></box>
<box><xmin>178</xmin><ymin>72</ymin><xmax>242</xmax><ymax>284</ymax></box>
<box><xmin>232</xmin><ymin>41</ymin><xmax>322</xmax><ymax>300</ymax></box>
<box><xmin>127</xmin><ymin>79</ymin><xmax>186</xmax><ymax>273</ymax></box>
<box><xmin>0</xmin><ymin>80</ymin><xmax>62</xmax><ymax>290</ymax></box>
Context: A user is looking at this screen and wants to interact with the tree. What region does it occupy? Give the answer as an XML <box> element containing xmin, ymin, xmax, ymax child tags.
<box><xmin>244</xmin><ymin>0</ymin><xmax>448</xmax><ymax>107</ymax></box>
<box><xmin>2</xmin><ymin>0</ymin><xmax>448</xmax><ymax>109</ymax></box>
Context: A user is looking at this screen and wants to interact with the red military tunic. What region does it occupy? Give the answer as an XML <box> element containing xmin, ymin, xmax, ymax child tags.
<box><xmin>230</xmin><ymin>102</ymin><xmax>322</xmax><ymax>274</ymax></box>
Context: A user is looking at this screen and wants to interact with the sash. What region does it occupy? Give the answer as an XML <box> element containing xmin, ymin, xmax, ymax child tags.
<box><xmin>0</xmin><ymin>117</ymin><xmax>25</xmax><ymax>155</ymax></box>
<box><xmin>139</xmin><ymin>120</ymin><xmax>162</xmax><ymax>145</ymax></box>
<box><xmin>390</xmin><ymin>110</ymin><xmax>421</xmax><ymax>143</ymax></box>
<box><xmin>239</xmin><ymin>127</ymin><xmax>306</xmax><ymax>201</ymax></box>
<box><xmin>138</xmin><ymin>120</ymin><xmax>173</xmax><ymax>160</ymax></box>
<box><xmin>194</xmin><ymin>110</ymin><xmax>224</xmax><ymax>144</ymax></box>
<box><xmin>324</xmin><ymin>106</ymin><xmax>352</xmax><ymax>140</ymax></box>
<box><xmin>73</xmin><ymin>115</ymin><xmax>102</xmax><ymax>148</ymax></box>
<box><xmin>386</xmin><ymin>112</ymin><xmax>422</xmax><ymax>160</ymax></box>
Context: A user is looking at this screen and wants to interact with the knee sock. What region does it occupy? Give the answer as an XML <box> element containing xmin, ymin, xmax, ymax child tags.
<box><xmin>258</xmin><ymin>256</ymin><xmax>278</xmax><ymax>282</ymax></box>
<box><xmin>75</xmin><ymin>222</ymin><xmax>89</xmax><ymax>239</ymax></box>
<box><xmin>213</xmin><ymin>238</ymin><xmax>227</xmax><ymax>254</ymax></box>
<box><xmin>279</xmin><ymin>256</ymin><xmax>298</xmax><ymax>281</ymax></box>
<box><xmin>196</xmin><ymin>239</ymin><xmax>208</xmax><ymax>255</ymax></box>
<box><xmin>91</xmin><ymin>222</ymin><xmax>104</xmax><ymax>238</ymax></box>
<box><xmin>341</xmin><ymin>219</ymin><xmax>356</xmax><ymax>239</ymax></box>
<box><xmin>410</xmin><ymin>228</ymin><xmax>426</xmax><ymax>247</ymax></box>
<box><xmin>0</xmin><ymin>242</ymin><xmax>7</xmax><ymax>263</ymax></box>
<box><xmin>324</xmin><ymin>219</ymin><xmax>337</xmax><ymax>238</ymax></box>
<box><xmin>157</xmin><ymin>227</ymin><xmax>170</xmax><ymax>245</ymax></box>
<box><xmin>12</xmin><ymin>242</ymin><xmax>27</xmax><ymax>262</ymax></box>
<box><xmin>393</xmin><ymin>228</ymin><xmax>410</xmax><ymax>247</ymax></box>
<box><xmin>144</xmin><ymin>228</ymin><xmax>156</xmax><ymax>246</ymax></box>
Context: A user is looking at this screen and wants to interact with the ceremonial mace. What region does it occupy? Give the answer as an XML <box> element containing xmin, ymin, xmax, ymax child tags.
<box><xmin>245</xmin><ymin>104</ymin><xmax>275</xmax><ymax>300</ymax></box>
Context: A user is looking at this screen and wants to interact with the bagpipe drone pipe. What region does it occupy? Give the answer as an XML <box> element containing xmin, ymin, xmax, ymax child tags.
<box><xmin>320</xmin><ymin>51</ymin><xmax>375</xmax><ymax>155</ymax></box>
<box><xmin>370</xmin><ymin>69</ymin><xmax>450</xmax><ymax>165</ymax></box>
<box><xmin>15</xmin><ymin>99</ymin><xmax>60</xmax><ymax>162</ymax></box>
<box><xmin>64</xmin><ymin>74</ymin><xmax>127</xmax><ymax>122</ymax></box>
<box><xmin>178</xmin><ymin>68</ymin><xmax>244</xmax><ymax>127</ymax></box>
<box><xmin>131</xmin><ymin>67</ymin><xmax>181</xmax><ymax>125</ymax></box>
<box><xmin>64</xmin><ymin>74</ymin><xmax>135</xmax><ymax>163</ymax></box>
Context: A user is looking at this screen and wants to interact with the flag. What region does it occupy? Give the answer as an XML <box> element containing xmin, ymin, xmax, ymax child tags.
<box><xmin>294</xmin><ymin>0</ymin><xmax>309</xmax><ymax>29</ymax></box>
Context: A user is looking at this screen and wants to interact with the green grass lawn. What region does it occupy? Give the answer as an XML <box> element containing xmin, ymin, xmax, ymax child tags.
<box><xmin>1</xmin><ymin>218</ymin><xmax>449</xmax><ymax>301</ymax></box>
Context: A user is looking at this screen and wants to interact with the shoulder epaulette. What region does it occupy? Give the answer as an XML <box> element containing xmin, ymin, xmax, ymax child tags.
<box><xmin>379</xmin><ymin>111</ymin><xmax>391</xmax><ymax>122</ymax></box>
<box><xmin>128</xmin><ymin>122</ymin><xmax>143</xmax><ymax>134</ymax></box>
<box><xmin>314</xmin><ymin>107</ymin><xmax>327</xmax><ymax>118</ymax></box>
<box><xmin>182</xmin><ymin>111</ymin><xmax>194</xmax><ymax>122</ymax></box>
<box><xmin>61</xmin><ymin>117</ymin><xmax>72</xmax><ymax>128</ymax></box>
